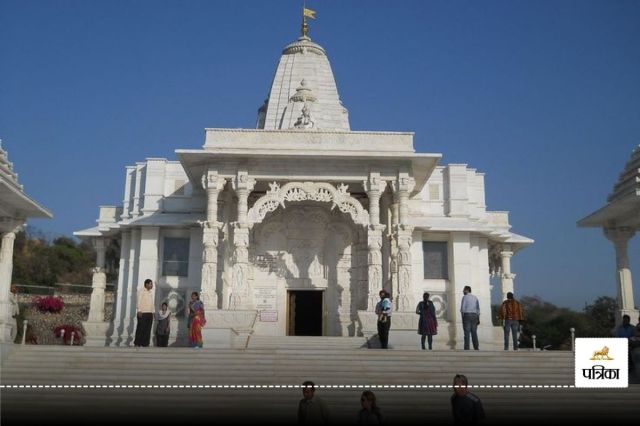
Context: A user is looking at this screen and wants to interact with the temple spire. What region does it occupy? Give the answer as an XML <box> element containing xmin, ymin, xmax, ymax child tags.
<box><xmin>257</xmin><ymin>4</ymin><xmax>349</xmax><ymax>131</ymax></box>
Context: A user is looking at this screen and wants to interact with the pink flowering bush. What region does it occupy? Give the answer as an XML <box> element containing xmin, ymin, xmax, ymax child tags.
<box><xmin>34</xmin><ymin>296</ymin><xmax>65</xmax><ymax>313</ymax></box>
<box><xmin>54</xmin><ymin>324</ymin><xmax>83</xmax><ymax>345</ymax></box>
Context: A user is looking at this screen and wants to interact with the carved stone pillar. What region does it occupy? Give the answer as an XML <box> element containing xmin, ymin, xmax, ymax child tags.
<box><xmin>389</xmin><ymin>193</ymin><xmax>400</xmax><ymax>307</ymax></box>
<box><xmin>604</xmin><ymin>227</ymin><xmax>638</xmax><ymax>322</ymax></box>
<box><xmin>230</xmin><ymin>172</ymin><xmax>255</xmax><ymax>310</ymax></box>
<box><xmin>396</xmin><ymin>173</ymin><xmax>415</xmax><ymax>226</ymax></box>
<box><xmin>87</xmin><ymin>267</ymin><xmax>107</xmax><ymax>323</ymax></box>
<box><xmin>113</xmin><ymin>230</ymin><xmax>130</xmax><ymax>345</ymax></box>
<box><xmin>234</xmin><ymin>171</ymin><xmax>255</xmax><ymax>224</ymax></box>
<box><xmin>123</xmin><ymin>227</ymin><xmax>140</xmax><ymax>344</ymax></box>
<box><xmin>0</xmin><ymin>222</ymin><xmax>20</xmax><ymax>343</ymax></box>
<box><xmin>201</xmin><ymin>222</ymin><xmax>221</xmax><ymax>310</ymax></box>
<box><xmin>88</xmin><ymin>238</ymin><xmax>107</xmax><ymax>322</ymax></box>
<box><xmin>200</xmin><ymin>170</ymin><xmax>226</xmax><ymax>310</ymax></box>
<box><xmin>365</xmin><ymin>173</ymin><xmax>385</xmax><ymax>226</ymax></box>
<box><xmin>367</xmin><ymin>225</ymin><xmax>385</xmax><ymax>311</ymax></box>
<box><xmin>365</xmin><ymin>173</ymin><xmax>386</xmax><ymax>310</ymax></box>
<box><xmin>83</xmin><ymin>237</ymin><xmax>109</xmax><ymax>346</ymax></box>
<box><xmin>355</xmin><ymin>227</ymin><xmax>369</xmax><ymax>310</ymax></box>
<box><xmin>391</xmin><ymin>174</ymin><xmax>415</xmax><ymax>312</ymax></box>
<box><xmin>500</xmin><ymin>245</ymin><xmax>515</xmax><ymax>301</ymax></box>
<box><xmin>396</xmin><ymin>226</ymin><xmax>414</xmax><ymax>312</ymax></box>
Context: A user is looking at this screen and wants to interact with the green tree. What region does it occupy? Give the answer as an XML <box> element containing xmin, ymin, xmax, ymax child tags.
<box><xmin>519</xmin><ymin>296</ymin><xmax>591</xmax><ymax>350</ymax></box>
<box><xmin>518</xmin><ymin>295</ymin><xmax>619</xmax><ymax>350</ymax></box>
<box><xmin>583</xmin><ymin>296</ymin><xmax>616</xmax><ymax>337</ymax></box>
<box><xmin>12</xmin><ymin>231</ymin><xmax>55</xmax><ymax>286</ymax></box>
<box><xmin>48</xmin><ymin>237</ymin><xmax>93</xmax><ymax>284</ymax></box>
<box><xmin>11</xmin><ymin>230</ymin><xmax>95</xmax><ymax>287</ymax></box>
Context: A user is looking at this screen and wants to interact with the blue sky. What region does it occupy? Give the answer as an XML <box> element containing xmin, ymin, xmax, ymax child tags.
<box><xmin>1</xmin><ymin>0</ymin><xmax>639</xmax><ymax>310</ymax></box>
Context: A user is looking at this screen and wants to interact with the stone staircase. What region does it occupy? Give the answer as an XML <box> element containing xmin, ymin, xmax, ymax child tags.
<box><xmin>1</xmin><ymin>343</ymin><xmax>639</xmax><ymax>425</ymax></box>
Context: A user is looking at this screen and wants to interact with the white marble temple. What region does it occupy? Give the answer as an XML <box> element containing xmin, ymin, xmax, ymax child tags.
<box><xmin>76</xmin><ymin>32</ymin><xmax>532</xmax><ymax>349</ymax></box>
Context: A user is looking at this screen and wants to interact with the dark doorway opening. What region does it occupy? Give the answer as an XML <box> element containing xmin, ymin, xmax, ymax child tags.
<box><xmin>288</xmin><ymin>290</ymin><xmax>323</xmax><ymax>336</ymax></box>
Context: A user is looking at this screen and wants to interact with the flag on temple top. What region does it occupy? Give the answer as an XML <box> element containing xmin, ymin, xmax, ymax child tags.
<box><xmin>304</xmin><ymin>8</ymin><xmax>317</xmax><ymax>19</ymax></box>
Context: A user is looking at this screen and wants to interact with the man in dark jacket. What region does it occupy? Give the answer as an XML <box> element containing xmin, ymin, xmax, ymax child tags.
<box><xmin>451</xmin><ymin>374</ymin><xmax>485</xmax><ymax>424</ymax></box>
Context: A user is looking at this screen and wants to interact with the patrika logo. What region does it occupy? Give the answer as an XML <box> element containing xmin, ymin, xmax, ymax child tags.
<box><xmin>589</xmin><ymin>346</ymin><xmax>613</xmax><ymax>360</ymax></box>
<box><xmin>575</xmin><ymin>338</ymin><xmax>628</xmax><ymax>388</ymax></box>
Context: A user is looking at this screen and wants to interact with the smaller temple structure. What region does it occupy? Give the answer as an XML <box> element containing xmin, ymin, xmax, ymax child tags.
<box><xmin>0</xmin><ymin>140</ymin><xmax>52</xmax><ymax>343</ymax></box>
<box><xmin>579</xmin><ymin>145</ymin><xmax>640</xmax><ymax>324</ymax></box>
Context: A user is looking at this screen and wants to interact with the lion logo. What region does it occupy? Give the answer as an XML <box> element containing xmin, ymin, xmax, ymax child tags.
<box><xmin>590</xmin><ymin>346</ymin><xmax>614</xmax><ymax>360</ymax></box>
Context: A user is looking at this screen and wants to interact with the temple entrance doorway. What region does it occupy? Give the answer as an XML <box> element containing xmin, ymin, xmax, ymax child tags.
<box><xmin>250</xmin><ymin>203</ymin><xmax>360</xmax><ymax>336</ymax></box>
<box><xmin>287</xmin><ymin>290</ymin><xmax>324</xmax><ymax>336</ymax></box>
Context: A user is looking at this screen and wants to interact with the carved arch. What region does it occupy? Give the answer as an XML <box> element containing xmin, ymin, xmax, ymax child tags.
<box><xmin>247</xmin><ymin>182</ymin><xmax>370</xmax><ymax>226</ymax></box>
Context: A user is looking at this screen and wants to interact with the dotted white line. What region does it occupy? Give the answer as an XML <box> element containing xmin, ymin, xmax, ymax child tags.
<box><xmin>0</xmin><ymin>384</ymin><xmax>576</xmax><ymax>389</ymax></box>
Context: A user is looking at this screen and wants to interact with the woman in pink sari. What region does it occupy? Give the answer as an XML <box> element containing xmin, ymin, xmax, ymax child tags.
<box><xmin>188</xmin><ymin>291</ymin><xmax>206</xmax><ymax>348</ymax></box>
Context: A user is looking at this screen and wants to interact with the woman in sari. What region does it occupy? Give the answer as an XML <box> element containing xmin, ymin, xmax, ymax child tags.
<box><xmin>188</xmin><ymin>291</ymin><xmax>206</xmax><ymax>348</ymax></box>
<box><xmin>416</xmin><ymin>292</ymin><xmax>438</xmax><ymax>350</ymax></box>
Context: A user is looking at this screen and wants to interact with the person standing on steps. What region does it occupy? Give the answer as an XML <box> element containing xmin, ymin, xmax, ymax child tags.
<box><xmin>155</xmin><ymin>302</ymin><xmax>171</xmax><ymax>347</ymax></box>
<box><xmin>187</xmin><ymin>291</ymin><xmax>206</xmax><ymax>348</ymax></box>
<box><xmin>460</xmin><ymin>286</ymin><xmax>480</xmax><ymax>350</ymax></box>
<box><xmin>498</xmin><ymin>292</ymin><xmax>524</xmax><ymax>350</ymax></box>
<box><xmin>416</xmin><ymin>292</ymin><xmax>438</xmax><ymax>350</ymax></box>
<box><xmin>375</xmin><ymin>290</ymin><xmax>392</xmax><ymax>349</ymax></box>
<box><xmin>133</xmin><ymin>279</ymin><xmax>155</xmax><ymax>347</ymax></box>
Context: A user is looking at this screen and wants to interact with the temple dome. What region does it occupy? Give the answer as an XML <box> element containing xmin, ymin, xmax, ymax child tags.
<box><xmin>256</xmin><ymin>35</ymin><xmax>350</xmax><ymax>131</ymax></box>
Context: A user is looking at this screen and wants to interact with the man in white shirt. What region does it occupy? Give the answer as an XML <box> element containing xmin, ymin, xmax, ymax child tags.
<box><xmin>460</xmin><ymin>285</ymin><xmax>480</xmax><ymax>350</ymax></box>
<box><xmin>134</xmin><ymin>279</ymin><xmax>155</xmax><ymax>347</ymax></box>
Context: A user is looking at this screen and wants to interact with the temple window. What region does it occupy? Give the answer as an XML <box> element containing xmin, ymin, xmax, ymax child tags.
<box><xmin>162</xmin><ymin>237</ymin><xmax>190</xmax><ymax>276</ymax></box>
<box><xmin>423</xmin><ymin>241</ymin><xmax>448</xmax><ymax>279</ymax></box>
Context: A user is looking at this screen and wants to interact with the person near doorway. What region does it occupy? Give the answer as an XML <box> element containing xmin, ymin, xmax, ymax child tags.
<box><xmin>375</xmin><ymin>290</ymin><xmax>392</xmax><ymax>349</ymax></box>
<box><xmin>416</xmin><ymin>292</ymin><xmax>438</xmax><ymax>350</ymax></box>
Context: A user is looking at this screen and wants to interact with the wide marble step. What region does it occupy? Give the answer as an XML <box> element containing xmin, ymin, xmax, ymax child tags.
<box><xmin>1</xmin><ymin>346</ymin><xmax>636</xmax><ymax>424</ymax></box>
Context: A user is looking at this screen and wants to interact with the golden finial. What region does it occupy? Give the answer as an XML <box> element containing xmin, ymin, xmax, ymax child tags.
<box><xmin>301</xmin><ymin>3</ymin><xmax>316</xmax><ymax>37</ymax></box>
